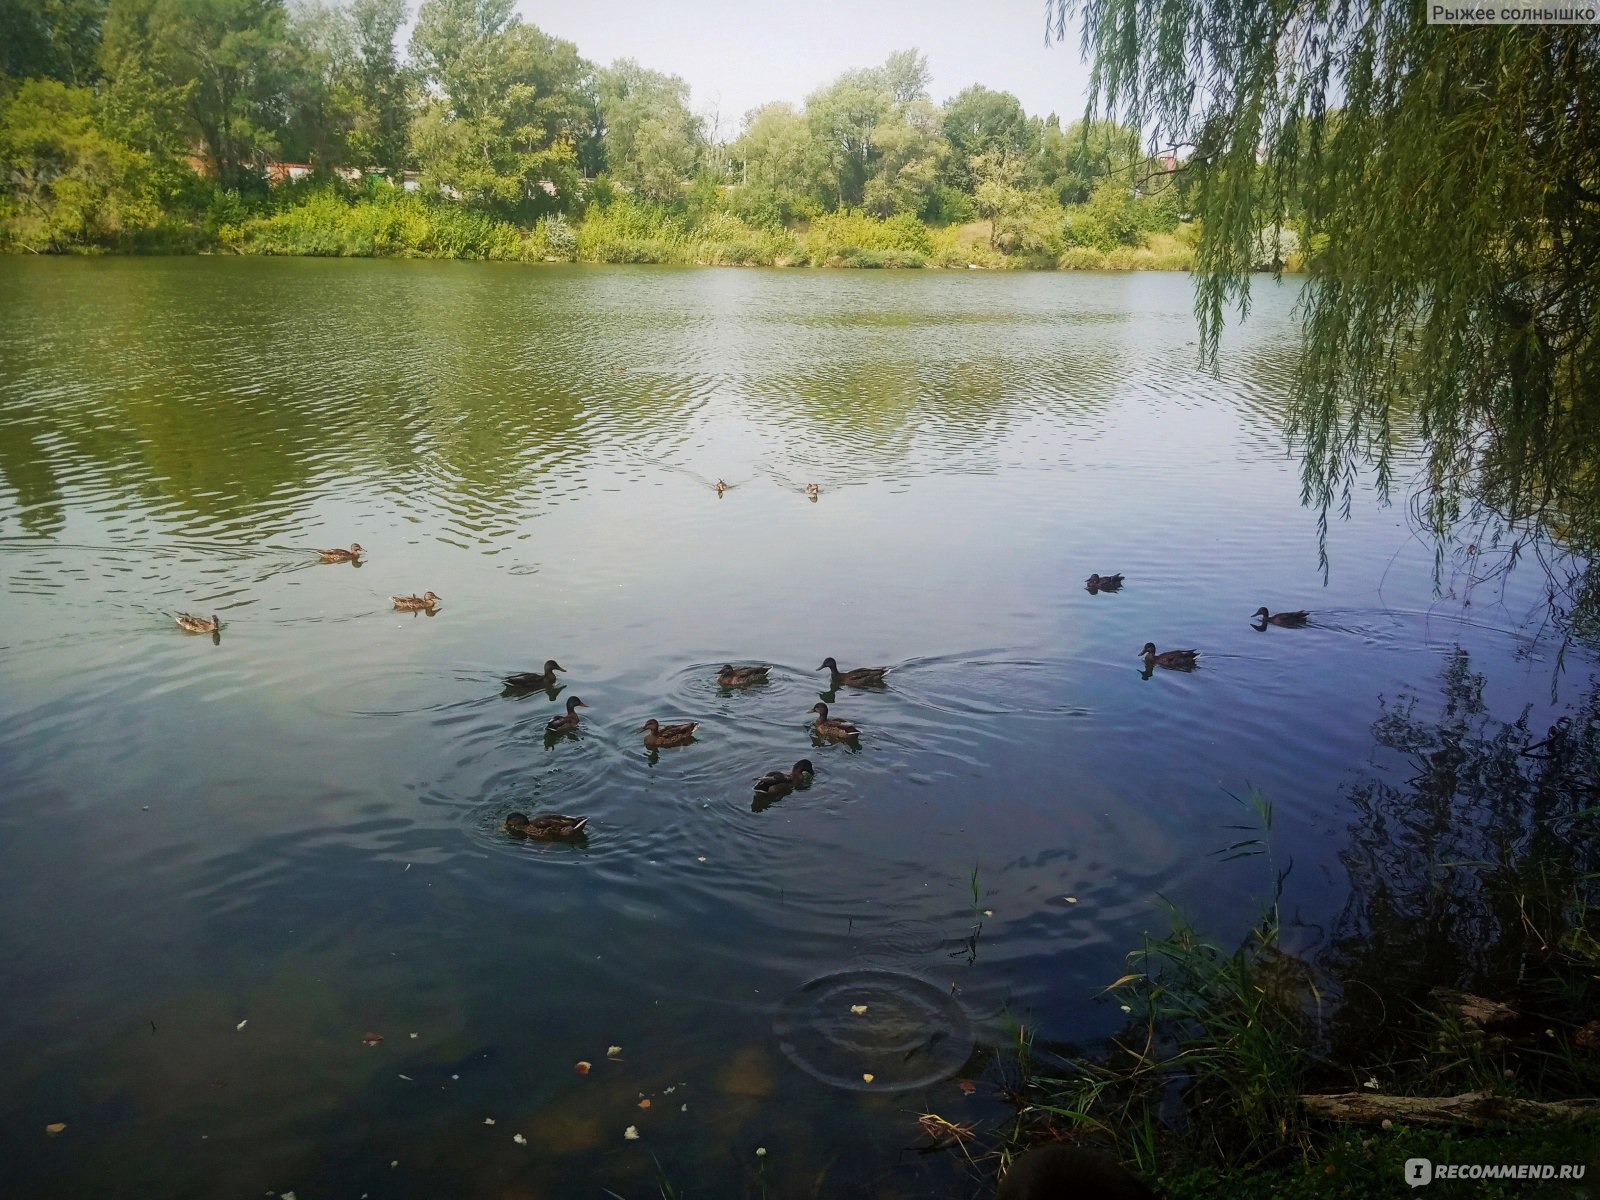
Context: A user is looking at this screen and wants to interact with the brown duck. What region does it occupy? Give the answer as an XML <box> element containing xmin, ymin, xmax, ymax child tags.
<box><xmin>818</xmin><ymin>657</ymin><xmax>890</xmax><ymax>687</ymax></box>
<box><xmin>641</xmin><ymin>718</ymin><xmax>700</xmax><ymax>748</ymax></box>
<box><xmin>504</xmin><ymin>812</ymin><xmax>589</xmax><ymax>840</ymax></box>
<box><xmin>317</xmin><ymin>543</ymin><xmax>364</xmax><ymax>562</ymax></box>
<box><xmin>176</xmin><ymin>613</ymin><xmax>220</xmax><ymax>634</ymax></box>
<box><xmin>809</xmin><ymin>702</ymin><xmax>860</xmax><ymax>740</ymax></box>
<box><xmin>717</xmin><ymin>664</ymin><xmax>771</xmax><ymax>687</ymax></box>
<box><xmin>1251</xmin><ymin>607</ymin><xmax>1309</xmax><ymax>627</ymax></box>
<box><xmin>1140</xmin><ymin>643</ymin><xmax>1199</xmax><ymax>671</ymax></box>
<box><xmin>392</xmin><ymin>591</ymin><xmax>440</xmax><ymax>611</ymax></box>
<box><xmin>754</xmin><ymin>759</ymin><xmax>814</xmax><ymax>798</ymax></box>
<box><xmin>504</xmin><ymin>659</ymin><xmax>564</xmax><ymax>690</ymax></box>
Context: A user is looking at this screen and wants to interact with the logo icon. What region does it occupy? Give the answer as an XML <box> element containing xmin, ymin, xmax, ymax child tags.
<box><xmin>1405</xmin><ymin>1158</ymin><xmax>1434</xmax><ymax>1187</ymax></box>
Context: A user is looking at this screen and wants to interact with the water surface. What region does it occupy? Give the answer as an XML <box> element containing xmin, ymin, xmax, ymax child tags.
<box><xmin>0</xmin><ymin>259</ymin><xmax>1582</xmax><ymax>1198</ymax></box>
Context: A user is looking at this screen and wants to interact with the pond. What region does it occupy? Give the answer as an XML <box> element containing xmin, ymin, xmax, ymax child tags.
<box><xmin>0</xmin><ymin>258</ymin><xmax>1582</xmax><ymax>1198</ymax></box>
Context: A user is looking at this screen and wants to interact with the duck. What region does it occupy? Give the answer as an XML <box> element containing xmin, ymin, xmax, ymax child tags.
<box><xmin>1086</xmin><ymin>572</ymin><xmax>1125</xmax><ymax>592</ymax></box>
<box><xmin>392</xmin><ymin>591</ymin><xmax>440</xmax><ymax>611</ymax></box>
<box><xmin>809</xmin><ymin>702</ymin><xmax>860</xmax><ymax>740</ymax></box>
<box><xmin>641</xmin><ymin>718</ymin><xmax>700</xmax><ymax>748</ymax></box>
<box><xmin>804</xmin><ymin>483</ymin><xmax>819</xmax><ymax>500</ymax></box>
<box><xmin>1140</xmin><ymin>642</ymin><xmax>1199</xmax><ymax>671</ymax></box>
<box><xmin>176</xmin><ymin>613</ymin><xmax>220</xmax><ymax>634</ymax></box>
<box><xmin>545</xmin><ymin>696</ymin><xmax>589</xmax><ymax>734</ymax></box>
<box><xmin>818</xmin><ymin>657</ymin><xmax>890</xmax><ymax>687</ymax></box>
<box><xmin>1251</xmin><ymin>606</ymin><xmax>1309</xmax><ymax>627</ymax></box>
<box><xmin>317</xmin><ymin>543</ymin><xmax>364</xmax><ymax>562</ymax></box>
<box><xmin>997</xmin><ymin>1145</ymin><xmax>1157</xmax><ymax>1200</ymax></box>
<box><xmin>717</xmin><ymin>664</ymin><xmax>771</xmax><ymax>687</ymax></box>
<box><xmin>504</xmin><ymin>812</ymin><xmax>590</xmax><ymax>840</ymax></box>
<box><xmin>754</xmin><ymin>759</ymin><xmax>814</xmax><ymax>798</ymax></box>
<box><xmin>715</xmin><ymin>479</ymin><xmax>729</xmax><ymax>496</ymax></box>
<box><xmin>504</xmin><ymin>659</ymin><xmax>565</xmax><ymax>690</ymax></box>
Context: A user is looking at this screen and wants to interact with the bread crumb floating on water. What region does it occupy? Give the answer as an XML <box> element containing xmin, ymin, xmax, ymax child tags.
<box><xmin>45</xmin><ymin>1123</ymin><xmax>66</xmax><ymax>1137</ymax></box>
<box><xmin>624</xmin><ymin>1125</ymin><xmax>640</xmax><ymax>1141</ymax></box>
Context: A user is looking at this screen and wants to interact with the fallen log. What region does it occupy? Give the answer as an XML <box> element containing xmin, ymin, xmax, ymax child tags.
<box><xmin>1301</xmin><ymin>1090</ymin><xmax>1600</xmax><ymax>1128</ymax></box>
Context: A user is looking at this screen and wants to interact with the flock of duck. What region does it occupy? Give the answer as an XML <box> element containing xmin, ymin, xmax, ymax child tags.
<box><xmin>173</xmin><ymin>541</ymin><xmax>1311</xmax><ymax>841</ymax></box>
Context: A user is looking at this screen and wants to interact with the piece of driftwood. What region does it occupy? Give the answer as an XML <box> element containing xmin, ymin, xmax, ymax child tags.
<box><xmin>1302</xmin><ymin>1090</ymin><xmax>1600</xmax><ymax>1128</ymax></box>
<box><xmin>1429</xmin><ymin>988</ymin><xmax>1520</xmax><ymax>1029</ymax></box>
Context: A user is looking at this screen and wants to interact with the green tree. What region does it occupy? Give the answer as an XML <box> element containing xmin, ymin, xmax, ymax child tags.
<box><xmin>595</xmin><ymin>58</ymin><xmax>701</xmax><ymax>204</ymax></box>
<box><xmin>0</xmin><ymin>78</ymin><xmax>158</xmax><ymax>249</ymax></box>
<box><xmin>291</xmin><ymin>0</ymin><xmax>409</xmax><ymax>173</ymax></box>
<box><xmin>408</xmin><ymin>0</ymin><xmax>585</xmax><ymax>215</ymax></box>
<box><xmin>100</xmin><ymin>0</ymin><xmax>300</xmax><ymax>188</ymax></box>
<box><xmin>730</xmin><ymin>101</ymin><xmax>814</xmax><ymax>226</ymax></box>
<box><xmin>940</xmin><ymin>84</ymin><xmax>1031</xmax><ymax>192</ymax></box>
<box><xmin>1056</xmin><ymin>1</ymin><xmax>1600</xmax><ymax>587</ymax></box>
<box><xmin>1</xmin><ymin>0</ymin><xmax>109</xmax><ymax>85</ymax></box>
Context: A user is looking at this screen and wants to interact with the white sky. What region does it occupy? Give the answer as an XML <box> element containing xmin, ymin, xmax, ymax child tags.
<box><xmin>521</xmin><ymin>0</ymin><xmax>1094</xmax><ymax>136</ymax></box>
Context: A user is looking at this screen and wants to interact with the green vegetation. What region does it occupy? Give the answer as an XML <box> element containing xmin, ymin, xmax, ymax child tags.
<box><xmin>1060</xmin><ymin>0</ymin><xmax>1600</xmax><ymax>613</ymax></box>
<box><xmin>994</xmin><ymin>660</ymin><xmax>1600</xmax><ymax>1195</ymax></box>
<box><xmin>0</xmin><ymin>0</ymin><xmax>1200</xmax><ymax>269</ymax></box>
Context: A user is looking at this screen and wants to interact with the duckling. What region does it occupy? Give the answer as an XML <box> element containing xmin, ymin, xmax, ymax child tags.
<box><xmin>504</xmin><ymin>812</ymin><xmax>590</xmax><ymax>840</ymax></box>
<box><xmin>545</xmin><ymin>696</ymin><xmax>589</xmax><ymax>735</ymax></box>
<box><xmin>717</xmin><ymin>664</ymin><xmax>771</xmax><ymax>687</ymax></box>
<box><xmin>754</xmin><ymin>759</ymin><xmax>814</xmax><ymax>798</ymax></box>
<box><xmin>1140</xmin><ymin>642</ymin><xmax>1199</xmax><ymax>671</ymax></box>
<box><xmin>809</xmin><ymin>702</ymin><xmax>860</xmax><ymax>741</ymax></box>
<box><xmin>804</xmin><ymin>483</ymin><xmax>819</xmax><ymax>501</ymax></box>
<box><xmin>1086</xmin><ymin>572</ymin><xmax>1125</xmax><ymax>592</ymax></box>
<box><xmin>997</xmin><ymin>1145</ymin><xmax>1157</xmax><ymax>1200</ymax></box>
<box><xmin>504</xmin><ymin>659</ymin><xmax>564</xmax><ymax>690</ymax></box>
<box><xmin>176</xmin><ymin>613</ymin><xmax>220</xmax><ymax>634</ymax></box>
<box><xmin>1251</xmin><ymin>606</ymin><xmax>1309</xmax><ymax>627</ymax></box>
<box><xmin>317</xmin><ymin>543</ymin><xmax>364</xmax><ymax>562</ymax></box>
<box><xmin>392</xmin><ymin>591</ymin><xmax>440</xmax><ymax>611</ymax></box>
<box><xmin>641</xmin><ymin>718</ymin><xmax>700</xmax><ymax>748</ymax></box>
<box><xmin>715</xmin><ymin>479</ymin><xmax>729</xmax><ymax>496</ymax></box>
<box><xmin>818</xmin><ymin>657</ymin><xmax>890</xmax><ymax>687</ymax></box>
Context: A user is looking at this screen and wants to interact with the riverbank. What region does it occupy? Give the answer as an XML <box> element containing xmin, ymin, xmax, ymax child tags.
<box><xmin>994</xmin><ymin>782</ymin><xmax>1600</xmax><ymax>1198</ymax></box>
<box><xmin>4</xmin><ymin>182</ymin><xmax>1219</xmax><ymax>271</ymax></box>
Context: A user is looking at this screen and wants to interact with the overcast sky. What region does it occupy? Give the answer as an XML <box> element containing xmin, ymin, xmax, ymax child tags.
<box><xmin>522</xmin><ymin>0</ymin><xmax>1094</xmax><ymax>136</ymax></box>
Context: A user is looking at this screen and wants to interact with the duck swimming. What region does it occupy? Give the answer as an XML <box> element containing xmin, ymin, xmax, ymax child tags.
<box><xmin>717</xmin><ymin>664</ymin><xmax>771</xmax><ymax>687</ymax></box>
<box><xmin>804</xmin><ymin>483</ymin><xmax>819</xmax><ymax>500</ymax></box>
<box><xmin>318</xmin><ymin>543</ymin><xmax>363</xmax><ymax>562</ymax></box>
<box><xmin>1251</xmin><ymin>607</ymin><xmax>1309</xmax><ymax>627</ymax></box>
<box><xmin>1086</xmin><ymin>572</ymin><xmax>1125</xmax><ymax>592</ymax></box>
<box><xmin>1140</xmin><ymin>643</ymin><xmax>1199</xmax><ymax>671</ymax></box>
<box><xmin>715</xmin><ymin>480</ymin><xmax>729</xmax><ymax>496</ymax></box>
<box><xmin>754</xmin><ymin>759</ymin><xmax>814</xmax><ymax>798</ymax></box>
<box><xmin>176</xmin><ymin>613</ymin><xmax>220</xmax><ymax>634</ymax></box>
<box><xmin>392</xmin><ymin>591</ymin><xmax>440</xmax><ymax>611</ymax></box>
<box><xmin>504</xmin><ymin>812</ymin><xmax>589</xmax><ymax>840</ymax></box>
<box><xmin>546</xmin><ymin>696</ymin><xmax>589</xmax><ymax>734</ymax></box>
<box><xmin>809</xmin><ymin>702</ymin><xmax>860</xmax><ymax>740</ymax></box>
<box><xmin>641</xmin><ymin>718</ymin><xmax>699</xmax><ymax>748</ymax></box>
<box><xmin>818</xmin><ymin>657</ymin><xmax>890</xmax><ymax>687</ymax></box>
<box><xmin>504</xmin><ymin>660</ymin><xmax>564</xmax><ymax>690</ymax></box>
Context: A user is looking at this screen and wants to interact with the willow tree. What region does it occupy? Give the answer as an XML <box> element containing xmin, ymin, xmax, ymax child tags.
<box><xmin>1054</xmin><ymin>2</ymin><xmax>1600</xmax><ymax>601</ymax></box>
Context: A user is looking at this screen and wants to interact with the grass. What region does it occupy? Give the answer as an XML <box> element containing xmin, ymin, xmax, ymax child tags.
<box><xmin>991</xmin><ymin>775</ymin><xmax>1600</xmax><ymax>1197</ymax></box>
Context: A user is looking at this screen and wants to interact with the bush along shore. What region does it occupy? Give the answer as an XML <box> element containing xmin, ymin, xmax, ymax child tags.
<box><xmin>978</xmin><ymin>765</ymin><xmax>1600</xmax><ymax>1199</ymax></box>
<box><xmin>5</xmin><ymin>174</ymin><xmax>1230</xmax><ymax>271</ymax></box>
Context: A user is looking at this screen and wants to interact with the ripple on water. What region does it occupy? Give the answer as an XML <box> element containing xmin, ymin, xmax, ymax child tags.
<box><xmin>774</xmin><ymin>968</ymin><xmax>975</xmax><ymax>1093</ymax></box>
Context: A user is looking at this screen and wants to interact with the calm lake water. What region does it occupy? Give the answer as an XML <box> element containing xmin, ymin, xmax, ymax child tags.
<box><xmin>0</xmin><ymin>258</ymin><xmax>1585</xmax><ymax>1199</ymax></box>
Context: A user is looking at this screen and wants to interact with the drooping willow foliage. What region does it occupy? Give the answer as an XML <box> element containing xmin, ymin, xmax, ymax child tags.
<box><xmin>1052</xmin><ymin>0</ymin><xmax>1600</xmax><ymax>615</ymax></box>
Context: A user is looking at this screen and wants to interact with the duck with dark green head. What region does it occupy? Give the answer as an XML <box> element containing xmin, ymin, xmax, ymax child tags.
<box><xmin>545</xmin><ymin>696</ymin><xmax>589</xmax><ymax>735</ymax></box>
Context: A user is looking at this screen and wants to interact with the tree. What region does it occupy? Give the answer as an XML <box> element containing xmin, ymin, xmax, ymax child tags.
<box><xmin>731</xmin><ymin>101</ymin><xmax>814</xmax><ymax>225</ymax></box>
<box><xmin>1056</xmin><ymin>1</ymin><xmax>1600</xmax><ymax>593</ymax></box>
<box><xmin>1</xmin><ymin>0</ymin><xmax>109</xmax><ymax>85</ymax></box>
<box><xmin>0</xmin><ymin>78</ymin><xmax>158</xmax><ymax>249</ymax></box>
<box><xmin>100</xmin><ymin>0</ymin><xmax>300</xmax><ymax>188</ymax></box>
<box><xmin>408</xmin><ymin>0</ymin><xmax>585</xmax><ymax>214</ymax></box>
<box><xmin>940</xmin><ymin>84</ymin><xmax>1031</xmax><ymax>192</ymax></box>
<box><xmin>595</xmin><ymin>58</ymin><xmax>701</xmax><ymax>203</ymax></box>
